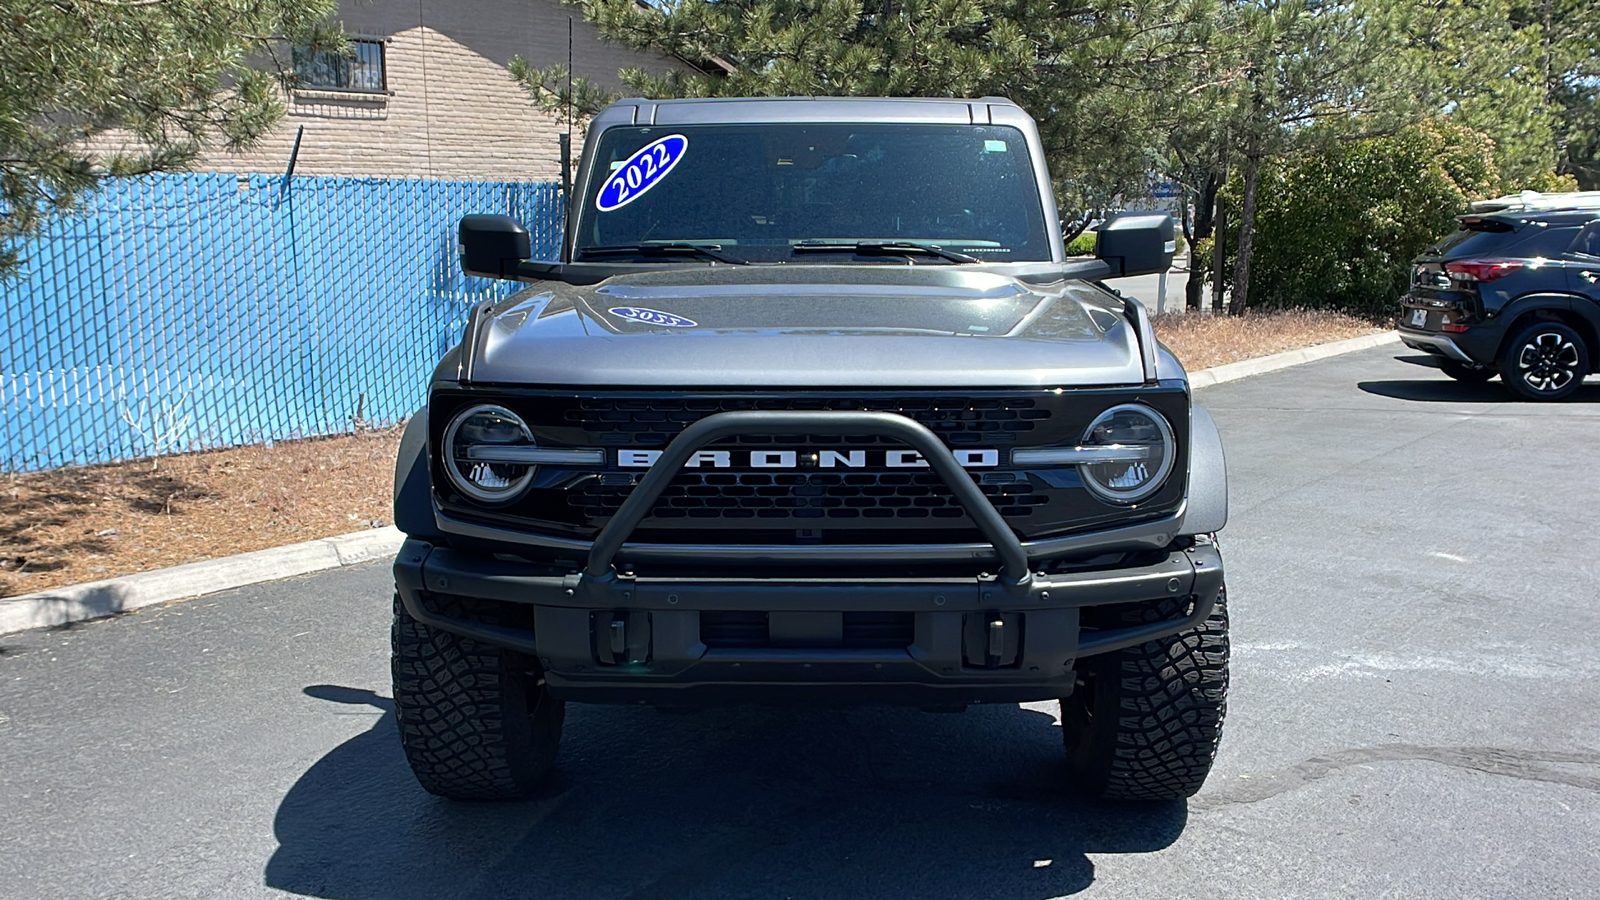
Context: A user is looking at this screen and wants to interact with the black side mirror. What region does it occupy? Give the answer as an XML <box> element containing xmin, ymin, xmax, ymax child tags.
<box><xmin>1095</xmin><ymin>210</ymin><xmax>1176</xmax><ymax>277</ymax></box>
<box><xmin>458</xmin><ymin>214</ymin><xmax>567</xmax><ymax>281</ymax></box>
<box><xmin>459</xmin><ymin>215</ymin><xmax>529</xmax><ymax>279</ymax></box>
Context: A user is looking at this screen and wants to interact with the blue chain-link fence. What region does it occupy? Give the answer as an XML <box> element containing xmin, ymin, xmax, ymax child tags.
<box><xmin>1</xmin><ymin>173</ymin><xmax>563</xmax><ymax>472</ymax></box>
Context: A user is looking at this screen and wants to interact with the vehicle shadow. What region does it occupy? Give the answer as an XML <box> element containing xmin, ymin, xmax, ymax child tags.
<box><xmin>1367</xmin><ymin>355</ymin><xmax>1600</xmax><ymax>403</ymax></box>
<box><xmin>265</xmin><ymin>685</ymin><xmax>1187</xmax><ymax>900</ymax></box>
<box><xmin>1359</xmin><ymin>378</ymin><xmax>1600</xmax><ymax>404</ymax></box>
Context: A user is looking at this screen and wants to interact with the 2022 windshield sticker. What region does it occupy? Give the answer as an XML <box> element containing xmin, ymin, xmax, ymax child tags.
<box><xmin>596</xmin><ymin>135</ymin><xmax>689</xmax><ymax>212</ymax></box>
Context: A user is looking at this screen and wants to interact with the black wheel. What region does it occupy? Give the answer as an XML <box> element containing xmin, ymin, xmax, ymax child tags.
<box><xmin>1438</xmin><ymin>360</ymin><xmax>1495</xmax><ymax>383</ymax></box>
<box><xmin>391</xmin><ymin>593</ymin><xmax>564</xmax><ymax>800</ymax></box>
<box><xmin>1498</xmin><ymin>322</ymin><xmax>1589</xmax><ymax>401</ymax></box>
<box><xmin>1061</xmin><ymin>588</ymin><xmax>1229</xmax><ymax>801</ymax></box>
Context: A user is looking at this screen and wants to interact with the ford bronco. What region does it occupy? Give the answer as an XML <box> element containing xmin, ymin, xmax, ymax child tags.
<box><xmin>390</xmin><ymin>97</ymin><xmax>1231</xmax><ymax>802</ymax></box>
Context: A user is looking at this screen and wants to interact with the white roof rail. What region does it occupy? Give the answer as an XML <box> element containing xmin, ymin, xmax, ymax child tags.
<box><xmin>1469</xmin><ymin>190</ymin><xmax>1600</xmax><ymax>214</ymax></box>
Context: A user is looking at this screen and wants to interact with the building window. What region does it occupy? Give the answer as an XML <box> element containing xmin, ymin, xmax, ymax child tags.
<box><xmin>293</xmin><ymin>38</ymin><xmax>387</xmax><ymax>93</ymax></box>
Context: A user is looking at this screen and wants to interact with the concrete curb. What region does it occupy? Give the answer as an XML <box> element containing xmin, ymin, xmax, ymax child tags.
<box><xmin>1189</xmin><ymin>330</ymin><xmax>1399</xmax><ymax>390</ymax></box>
<box><xmin>0</xmin><ymin>329</ymin><xmax>1401</xmax><ymax>636</ymax></box>
<box><xmin>0</xmin><ymin>527</ymin><xmax>404</xmax><ymax>635</ymax></box>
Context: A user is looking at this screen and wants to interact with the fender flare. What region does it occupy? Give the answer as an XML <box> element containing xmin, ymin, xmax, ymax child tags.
<box><xmin>1500</xmin><ymin>291</ymin><xmax>1599</xmax><ymax>344</ymax></box>
<box><xmin>1183</xmin><ymin>402</ymin><xmax>1228</xmax><ymax>535</ymax></box>
<box><xmin>393</xmin><ymin>410</ymin><xmax>446</xmax><ymax>542</ymax></box>
<box><xmin>1484</xmin><ymin>293</ymin><xmax>1600</xmax><ymax>367</ymax></box>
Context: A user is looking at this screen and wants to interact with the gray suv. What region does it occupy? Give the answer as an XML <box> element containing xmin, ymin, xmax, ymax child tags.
<box><xmin>390</xmin><ymin>97</ymin><xmax>1231</xmax><ymax>802</ymax></box>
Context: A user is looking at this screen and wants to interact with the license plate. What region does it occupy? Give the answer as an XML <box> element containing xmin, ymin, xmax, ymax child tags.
<box><xmin>1410</xmin><ymin>308</ymin><xmax>1427</xmax><ymax>328</ymax></box>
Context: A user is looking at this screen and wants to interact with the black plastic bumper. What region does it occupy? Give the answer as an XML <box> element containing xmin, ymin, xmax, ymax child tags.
<box><xmin>394</xmin><ymin>539</ymin><xmax>1223</xmax><ymax>704</ymax></box>
<box><xmin>398</xmin><ymin>408</ymin><xmax>1223</xmax><ymax>704</ymax></box>
<box><xmin>1398</xmin><ymin>297</ymin><xmax>1507</xmax><ymax>365</ymax></box>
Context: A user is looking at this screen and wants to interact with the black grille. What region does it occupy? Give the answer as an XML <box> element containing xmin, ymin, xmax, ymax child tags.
<box><xmin>570</xmin><ymin>470</ymin><xmax>1047</xmax><ymax>521</ymax></box>
<box><xmin>565</xmin><ymin>396</ymin><xmax>1049</xmax><ymax>447</ymax></box>
<box><xmin>699</xmin><ymin>611</ymin><xmax>915</xmax><ymax>649</ymax></box>
<box><xmin>429</xmin><ymin>388</ymin><xmax>1191</xmax><ymax>543</ymax></box>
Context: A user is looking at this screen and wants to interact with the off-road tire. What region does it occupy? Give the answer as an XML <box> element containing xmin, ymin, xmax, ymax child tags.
<box><xmin>1438</xmin><ymin>360</ymin><xmax>1495</xmax><ymax>383</ymax></box>
<box><xmin>391</xmin><ymin>593</ymin><xmax>564</xmax><ymax>800</ymax></box>
<box><xmin>1061</xmin><ymin>587</ymin><xmax>1229</xmax><ymax>801</ymax></box>
<box><xmin>1498</xmin><ymin>321</ymin><xmax>1589</xmax><ymax>401</ymax></box>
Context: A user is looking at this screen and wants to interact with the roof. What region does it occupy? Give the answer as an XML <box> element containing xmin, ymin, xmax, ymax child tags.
<box><xmin>1463</xmin><ymin>209</ymin><xmax>1600</xmax><ymax>228</ymax></box>
<box><xmin>1469</xmin><ymin>190</ymin><xmax>1600</xmax><ymax>215</ymax></box>
<box><xmin>595</xmin><ymin>96</ymin><xmax>1029</xmax><ymax>128</ymax></box>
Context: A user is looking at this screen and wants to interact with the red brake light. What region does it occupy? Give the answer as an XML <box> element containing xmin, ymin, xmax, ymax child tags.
<box><xmin>1444</xmin><ymin>260</ymin><xmax>1523</xmax><ymax>283</ymax></box>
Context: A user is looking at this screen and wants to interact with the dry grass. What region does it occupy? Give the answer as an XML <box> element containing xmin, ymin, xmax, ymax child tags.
<box><xmin>0</xmin><ymin>308</ymin><xmax>1383</xmax><ymax>598</ymax></box>
<box><xmin>1152</xmin><ymin>308</ymin><xmax>1382</xmax><ymax>371</ymax></box>
<box><xmin>0</xmin><ymin>428</ymin><xmax>402</xmax><ymax>598</ymax></box>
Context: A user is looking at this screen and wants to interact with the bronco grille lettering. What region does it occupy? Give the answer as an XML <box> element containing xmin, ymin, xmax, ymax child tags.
<box><xmin>615</xmin><ymin>448</ymin><xmax>1000</xmax><ymax>469</ymax></box>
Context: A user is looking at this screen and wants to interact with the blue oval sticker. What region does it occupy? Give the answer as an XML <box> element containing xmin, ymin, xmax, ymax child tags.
<box><xmin>596</xmin><ymin>135</ymin><xmax>689</xmax><ymax>212</ymax></box>
<box><xmin>609</xmin><ymin>306</ymin><xmax>697</xmax><ymax>328</ymax></box>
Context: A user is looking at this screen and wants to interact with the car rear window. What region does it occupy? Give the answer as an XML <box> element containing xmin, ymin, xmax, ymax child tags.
<box><xmin>1430</xmin><ymin>218</ymin><xmax>1517</xmax><ymax>256</ymax></box>
<box><xmin>1430</xmin><ymin>218</ymin><xmax>1581</xmax><ymax>258</ymax></box>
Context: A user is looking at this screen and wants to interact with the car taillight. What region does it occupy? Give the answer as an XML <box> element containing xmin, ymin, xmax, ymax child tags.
<box><xmin>1444</xmin><ymin>260</ymin><xmax>1523</xmax><ymax>283</ymax></box>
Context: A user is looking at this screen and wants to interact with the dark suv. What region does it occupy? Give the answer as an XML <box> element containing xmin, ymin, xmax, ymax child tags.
<box><xmin>1399</xmin><ymin>202</ymin><xmax>1600</xmax><ymax>400</ymax></box>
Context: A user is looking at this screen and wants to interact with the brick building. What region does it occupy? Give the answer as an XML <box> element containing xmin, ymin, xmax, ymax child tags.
<box><xmin>200</xmin><ymin>0</ymin><xmax>698</xmax><ymax>182</ymax></box>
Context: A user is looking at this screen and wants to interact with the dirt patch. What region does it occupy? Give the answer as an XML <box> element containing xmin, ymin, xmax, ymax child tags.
<box><xmin>0</xmin><ymin>428</ymin><xmax>401</xmax><ymax>598</ymax></box>
<box><xmin>1152</xmin><ymin>308</ymin><xmax>1383</xmax><ymax>371</ymax></box>
<box><xmin>0</xmin><ymin>309</ymin><xmax>1384</xmax><ymax>598</ymax></box>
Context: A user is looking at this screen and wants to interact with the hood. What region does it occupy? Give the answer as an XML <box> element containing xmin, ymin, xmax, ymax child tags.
<box><xmin>461</xmin><ymin>266</ymin><xmax>1149</xmax><ymax>388</ymax></box>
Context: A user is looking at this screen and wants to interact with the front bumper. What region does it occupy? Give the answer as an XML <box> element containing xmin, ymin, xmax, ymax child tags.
<box><xmin>399</xmin><ymin>407</ymin><xmax>1223</xmax><ymax>705</ymax></box>
<box><xmin>394</xmin><ymin>539</ymin><xmax>1224</xmax><ymax>704</ymax></box>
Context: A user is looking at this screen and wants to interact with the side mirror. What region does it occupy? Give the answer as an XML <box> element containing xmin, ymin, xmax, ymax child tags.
<box><xmin>459</xmin><ymin>215</ymin><xmax>529</xmax><ymax>279</ymax></box>
<box><xmin>1095</xmin><ymin>210</ymin><xmax>1176</xmax><ymax>278</ymax></box>
<box><xmin>458</xmin><ymin>215</ymin><xmax>563</xmax><ymax>281</ymax></box>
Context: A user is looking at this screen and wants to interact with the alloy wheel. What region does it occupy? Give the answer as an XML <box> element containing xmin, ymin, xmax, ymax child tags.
<box><xmin>1516</xmin><ymin>332</ymin><xmax>1581</xmax><ymax>392</ymax></box>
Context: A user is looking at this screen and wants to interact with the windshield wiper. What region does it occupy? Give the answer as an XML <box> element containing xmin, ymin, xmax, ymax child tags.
<box><xmin>791</xmin><ymin>240</ymin><xmax>979</xmax><ymax>264</ymax></box>
<box><xmin>577</xmin><ymin>242</ymin><xmax>748</xmax><ymax>264</ymax></box>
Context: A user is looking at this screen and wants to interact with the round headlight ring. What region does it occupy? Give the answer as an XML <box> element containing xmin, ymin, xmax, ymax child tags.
<box><xmin>1078</xmin><ymin>403</ymin><xmax>1176</xmax><ymax>504</ymax></box>
<box><xmin>443</xmin><ymin>403</ymin><xmax>536</xmax><ymax>504</ymax></box>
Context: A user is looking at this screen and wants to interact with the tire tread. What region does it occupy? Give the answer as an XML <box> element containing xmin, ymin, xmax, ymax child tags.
<box><xmin>1063</xmin><ymin>589</ymin><xmax>1229</xmax><ymax>801</ymax></box>
<box><xmin>391</xmin><ymin>593</ymin><xmax>562</xmax><ymax>801</ymax></box>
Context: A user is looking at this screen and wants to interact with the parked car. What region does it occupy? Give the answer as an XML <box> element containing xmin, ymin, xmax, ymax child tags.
<box><xmin>390</xmin><ymin>97</ymin><xmax>1231</xmax><ymax>804</ymax></box>
<box><xmin>1399</xmin><ymin>193</ymin><xmax>1600</xmax><ymax>400</ymax></box>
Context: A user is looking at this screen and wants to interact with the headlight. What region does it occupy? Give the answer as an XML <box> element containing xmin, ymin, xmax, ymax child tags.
<box><xmin>1011</xmin><ymin>402</ymin><xmax>1176</xmax><ymax>504</ymax></box>
<box><xmin>442</xmin><ymin>404</ymin><xmax>537</xmax><ymax>503</ymax></box>
<box><xmin>1076</xmin><ymin>403</ymin><xmax>1175</xmax><ymax>503</ymax></box>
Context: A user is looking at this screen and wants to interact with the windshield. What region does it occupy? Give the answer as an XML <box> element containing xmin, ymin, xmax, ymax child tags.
<box><xmin>575</xmin><ymin>123</ymin><xmax>1052</xmax><ymax>263</ymax></box>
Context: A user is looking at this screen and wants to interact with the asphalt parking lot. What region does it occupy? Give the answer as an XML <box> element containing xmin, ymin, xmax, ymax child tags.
<box><xmin>2</xmin><ymin>346</ymin><xmax>1598</xmax><ymax>900</ymax></box>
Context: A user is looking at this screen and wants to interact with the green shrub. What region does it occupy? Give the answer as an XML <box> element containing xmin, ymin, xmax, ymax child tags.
<box><xmin>1509</xmin><ymin>170</ymin><xmax>1580</xmax><ymax>193</ymax></box>
<box><xmin>1063</xmin><ymin>226</ymin><xmax>1183</xmax><ymax>260</ymax></box>
<box><xmin>1065</xmin><ymin>230</ymin><xmax>1098</xmax><ymax>256</ymax></box>
<box><xmin>1216</xmin><ymin>119</ymin><xmax>1520</xmax><ymax>318</ymax></box>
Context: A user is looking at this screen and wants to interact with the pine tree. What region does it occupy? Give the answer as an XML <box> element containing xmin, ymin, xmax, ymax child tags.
<box><xmin>514</xmin><ymin>0</ymin><xmax>1213</xmax><ymax>223</ymax></box>
<box><xmin>1198</xmin><ymin>1</ymin><xmax>1423</xmax><ymax>313</ymax></box>
<box><xmin>0</xmin><ymin>0</ymin><xmax>341</xmax><ymax>272</ymax></box>
<box><xmin>1181</xmin><ymin>0</ymin><xmax>1590</xmax><ymax>312</ymax></box>
<box><xmin>1512</xmin><ymin>0</ymin><xmax>1600</xmax><ymax>187</ymax></box>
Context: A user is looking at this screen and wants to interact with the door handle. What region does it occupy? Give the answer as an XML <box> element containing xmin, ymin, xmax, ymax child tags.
<box><xmin>1582</xmin><ymin>271</ymin><xmax>1600</xmax><ymax>284</ymax></box>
